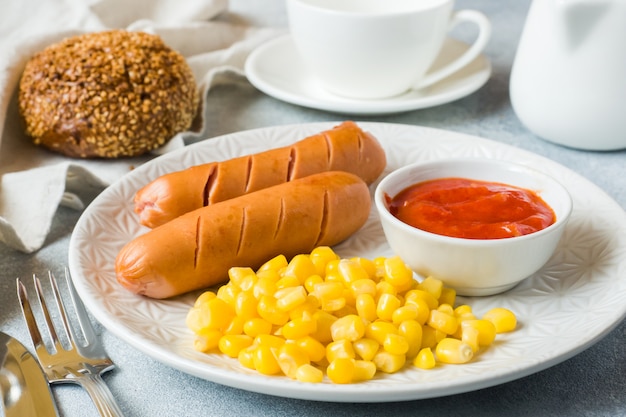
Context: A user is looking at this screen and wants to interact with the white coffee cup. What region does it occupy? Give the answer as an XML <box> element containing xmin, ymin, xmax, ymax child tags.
<box><xmin>286</xmin><ymin>0</ymin><xmax>491</xmax><ymax>100</ymax></box>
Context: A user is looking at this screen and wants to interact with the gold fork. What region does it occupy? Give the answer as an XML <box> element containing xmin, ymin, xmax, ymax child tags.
<box><xmin>17</xmin><ymin>269</ymin><xmax>125</xmax><ymax>417</ymax></box>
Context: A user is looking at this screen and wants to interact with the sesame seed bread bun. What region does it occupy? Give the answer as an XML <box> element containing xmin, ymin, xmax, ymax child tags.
<box><xmin>18</xmin><ymin>30</ymin><xmax>199</xmax><ymax>159</ymax></box>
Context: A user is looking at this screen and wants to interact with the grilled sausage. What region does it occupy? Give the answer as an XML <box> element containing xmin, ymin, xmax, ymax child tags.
<box><xmin>116</xmin><ymin>171</ymin><xmax>372</xmax><ymax>298</ymax></box>
<box><xmin>134</xmin><ymin>121</ymin><xmax>385</xmax><ymax>228</ymax></box>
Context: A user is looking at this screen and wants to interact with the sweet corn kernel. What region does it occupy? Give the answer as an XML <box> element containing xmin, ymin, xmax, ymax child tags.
<box><xmin>438</xmin><ymin>287</ymin><xmax>456</xmax><ymax>307</ymax></box>
<box><xmin>321</xmin><ymin>296</ymin><xmax>346</xmax><ymax>312</ymax></box>
<box><xmin>403</xmin><ymin>296</ymin><xmax>430</xmax><ymax>325</ymax></box>
<box><xmin>277</xmin><ymin>342</ymin><xmax>310</xmax><ymax>379</ymax></box>
<box><xmin>327</xmin><ymin>357</ymin><xmax>355</xmax><ymax>384</ymax></box>
<box><xmin>435</xmin><ymin>338</ymin><xmax>474</xmax><ymax>364</ymax></box>
<box><xmin>185</xmin><ymin>307</ymin><xmax>204</xmax><ymax>334</ymax></box>
<box><xmin>350</xmin><ymin>278</ymin><xmax>378</xmax><ymax>298</ymax></box>
<box><xmin>460</xmin><ymin>324</ymin><xmax>480</xmax><ymax>352</ymax></box>
<box><xmin>283</xmin><ymin>254</ymin><xmax>318</xmax><ymax>284</ymax></box>
<box><xmin>310</xmin><ymin>310</ymin><xmax>337</xmax><ymax>344</ymax></box>
<box><xmin>219</xmin><ymin>334</ymin><xmax>254</xmax><ymax>358</ymax></box>
<box><xmin>235</xmin><ymin>291</ymin><xmax>259</xmax><ymax>319</ymax></box>
<box><xmin>392</xmin><ymin>304</ymin><xmax>419</xmax><ymax>324</ymax></box>
<box><xmin>304</xmin><ymin>274</ymin><xmax>324</xmax><ymax>293</ymax></box>
<box><xmin>332</xmin><ymin>304</ymin><xmax>358</xmax><ymax>318</ymax></box>
<box><xmin>398</xmin><ymin>319</ymin><xmax>422</xmax><ymax>358</ymax></box>
<box><xmin>377</xmin><ymin>293</ymin><xmax>402</xmax><ymax>321</ymax></box>
<box><xmin>310</xmin><ymin>246</ymin><xmax>339</xmax><ymax>275</ymax></box>
<box><xmin>482</xmin><ymin>307</ymin><xmax>517</xmax><ymax>333</ymax></box>
<box><xmin>326</xmin><ymin>339</ymin><xmax>356</xmax><ymax>362</ymax></box>
<box><xmin>275</xmin><ymin>275</ymin><xmax>301</xmax><ymax>290</ymax></box>
<box><xmin>383</xmin><ymin>333</ymin><xmax>409</xmax><ymax>356</ymax></box>
<box><xmin>418</xmin><ymin>276</ymin><xmax>443</xmax><ymax>299</ymax></box>
<box><xmin>375</xmin><ymin>280</ymin><xmax>397</xmax><ymax>297</ymax></box>
<box><xmin>289</xmin><ymin>295</ymin><xmax>320</xmax><ymax>321</ymax></box>
<box><xmin>338</xmin><ymin>259</ymin><xmax>370</xmax><ymax>284</ymax></box>
<box><xmin>295</xmin><ymin>364</ymin><xmax>324</xmax><ymax>383</ymax></box>
<box><xmin>188</xmin><ymin>297</ymin><xmax>235</xmax><ymax>332</ymax></box>
<box><xmin>461</xmin><ymin>320</ymin><xmax>496</xmax><ymax>347</ymax></box>
<box><xmin>437</xmin><ymin>303</ymin><xmax>454</xmax><ymax>315</ymax></box>
<box><xmin>341</xmin><ymin>287</ymin><xmax>356</xmax><ymax>306</ymax></box>
<box><xmin>313</xmin><ymin>281</ymin><xmax>344</xmax><ymax>301</ymax></box>
<box><xmin>193</xmin><ymin>328</ymin><xmax>222</xmax><ymax>352</ymax></box>
<box><xmin>193</xmin><ymin>291</ymin><xmax>216</xmax><ymax>308</ymax></box>
<box><xmin>331</xmin><ymin>314</ymin><xmax>365</xmax><ymax>342</ymax></box>
<box><xmin>350</xmin><ymin>257</ymin><xmax>377</xmax><ymax>279</ymax></box>
<box><xmin>355</xmin><ymin>293</ymin><xmax>378</xmax><ymax>322</ymax></box>
<box><xmin>373</xmin><ymin>256</ymin><xmax>387</xmax><ymax>269</ymax></box>
<box><xmin>373</xmin><ymin>350</ymin><xmax>406</xmax><ymax>373</ymax></box>
<box><xmin>228</xmin><ymin>267</ymin><xmax>256</xmax><ymax>288</ymax></box>
<box><xmin>257</xmin><ymin>295</ymin><xmax>290</xmax><ymax>326</ymax></box>
<box><xmin>224</xmin><ymin>315</ymin><xmax>245</xmax><ymax>335</ymax></box>
<box><xmin>238</xmin><ymin>345</ymin><xmax>256</xmax><ymax>369</ymax></box>
<box><xmin>257</xmin><ymin>254</ymin><xmax>288</xmax><ymax>272</ymax></box>
<box><xmin>428</xmin><ymin>309</ymin><xmax>458</xmax><ymax>335</ymax></box>
<box><xmin>216</xmin><ymin>284</ymin><xmax>239</xmax><ymax>307</ymax></box>
<box><xmin>352</xmin><ymin>338</ymin><xmax>380</xmax><ymax>361</ymax></box>
<box><xmin>454</xmin><ymin>305</ymin><xmax>473</xmax><ymax>316</ymax></box>
<box><xmin>404</xmin><ymin>289</ymin><xmax>438</xmax><ymax>310</ymax></box>
<box><xmin>413</xmin><ymin>347</ymin><xmax>436</xmax><ymax>369</ymax></box>
<box><xmin>353</xmin><ymin>360</ymin><xmax>377</xmax><ymax>382</ymax></box>
<box><xmin>281</xmin><ymin>315</ymin><xmax>317</xmax><ymax>340</ymax></box>
<box><xmin>296</xmin><ymin>336</ymin><xmax>327</xmax><ymax>363</ymax></box>
<box><xmin>421</xmin><ymin>325</ymin><xmax>446</xmax><ymax>349</ymax></box>
<box><xmin>383</xmin><ymin>256</ymin><xmax>414</xmax><ymax>291</ymax></box>
<box><xmin>243</xmin><ymin>318</ymin><xmax>273</xmax><ymax>337</ymax></box>
<box><xmin>451</xmin><ymin>311</ymin><xmax>477</xmax><ymax>339</ymax></box>
<box><xmin>275</xmin><ymin>286</ymin><xmax>307</xmax><ymax>311</ymax></box>
<box><xmin>253</xmin><ymin>345</ymin><xmax>281</xmax><ymax>375</ymax></box>
<box><xmin>253</xmin><ymin>274</ymin><xmax>278</xmax><ymax>299</ymax></box>
<box><xmin>365</xmin><ymin>321</ymin><xmax>398</xmax><ymax>345</ymax></box>
<box><xmin>254</xmin><ymin>334</ymin><xmax>285</xmax><ymax>350</ymax></box>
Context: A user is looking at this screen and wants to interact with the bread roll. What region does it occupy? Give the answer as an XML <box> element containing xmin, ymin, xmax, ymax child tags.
<box><xmin>18</xmin><ymin>30</ymin><xmax>199</xmax><ymax>158</ymax></box>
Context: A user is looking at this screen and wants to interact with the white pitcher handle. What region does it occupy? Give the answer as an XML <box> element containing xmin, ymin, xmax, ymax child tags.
<box><xmin>414</xmin><ymin>10</ymin><xmax>491</xmax><ymax>89</ymax></box>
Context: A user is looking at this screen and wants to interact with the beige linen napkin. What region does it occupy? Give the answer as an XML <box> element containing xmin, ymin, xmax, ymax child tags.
<box><xmin>0</xmin><ymin>0</ymin><xmax>282</xmax><ymax>253</ymax></box>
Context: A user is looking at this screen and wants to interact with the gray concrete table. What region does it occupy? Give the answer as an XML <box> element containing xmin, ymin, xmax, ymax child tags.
<box><xmin>1</xmin><ymin>1</ymin><xmax>624</xmax><ymax>416</ymax></box>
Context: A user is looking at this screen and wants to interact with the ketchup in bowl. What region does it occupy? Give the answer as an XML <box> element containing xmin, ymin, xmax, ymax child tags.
<box><xmin>386</xmin><ymin>177</ymin><xmax>556</xmax><ymax>239</ymax></box>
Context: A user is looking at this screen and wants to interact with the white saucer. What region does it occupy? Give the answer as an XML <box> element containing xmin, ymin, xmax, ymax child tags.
<box><xmin>244</xmin><ymin>35</ymin><xmax>492</xmax><ymax>116</ymax></box>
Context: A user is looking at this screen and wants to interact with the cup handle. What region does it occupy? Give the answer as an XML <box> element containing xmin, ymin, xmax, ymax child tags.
<box><xmin>414</xmin><ymin>10</ymin><xmax>491</xmax><ymax>90</ymax></box>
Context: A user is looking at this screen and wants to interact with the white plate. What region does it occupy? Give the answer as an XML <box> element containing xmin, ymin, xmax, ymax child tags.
<box><xmin>68</xmin><ymin>122</ymin><xmax>626</xmax><ymax>403</ymax></box>
<box><xmin>244</xmin><ymin>35</ymin><xmax>492</xmax><ymax>115</ymax></box>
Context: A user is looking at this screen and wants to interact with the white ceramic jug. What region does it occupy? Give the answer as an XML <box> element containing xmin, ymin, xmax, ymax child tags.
<box><xmin>510</xmin><ymin>0</ymin><xmax>626</xmax><ymax>151</ymax></box>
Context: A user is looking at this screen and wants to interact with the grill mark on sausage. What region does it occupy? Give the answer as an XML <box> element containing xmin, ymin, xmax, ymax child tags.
<box><xmin>194</xmin><ymin>216</ymin><xmax>201</xmax><ymax>268</ymax></box>
<box><xmin>323</xmin><ymin>132</ymin><xmax>332</xmax><ymax>169</ymax></box>
<box><xmin>315</xmin><ymin>189</ymin><xmax>330</xmax><ymax>246</ymax></box>
<box><xmin>287</xmin><ymin>147</ymin><xmax>296</xmax><ymax>181</ymax></box>
<box><xmin>203</xmin><ymin>164</ymin><xmax>217</xmax><ymax>207</ymax></box>
<box><xmin>275</xmin><ymin>197</ymin><xmax>286</xmax><ymax>240</ymax></box>
<box><xmin>236</xmin><ymin>207</ymin><xmax>246</xmax><ymax>255</ymax></box>
<box><xmin>357</xmin><ymin>132</ymin><xmax>365</xmax><ymax>163</ymax></box>
<box><xmin>244</xmin><ymin>156</ymin><xmax>253</xmax><ymax>192</ymax></box>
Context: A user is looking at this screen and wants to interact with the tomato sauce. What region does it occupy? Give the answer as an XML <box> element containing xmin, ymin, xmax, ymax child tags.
<box><xmin>387</xmin><ymin>177</ymin><xmax>556</xmax><ymax>239</ymax></box>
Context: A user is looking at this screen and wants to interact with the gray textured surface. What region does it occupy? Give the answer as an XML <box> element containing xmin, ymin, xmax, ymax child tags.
<box><xmin>1</xmin><ymin>1</ymin><xmax>625</xmax><ymax>416</ymax></box>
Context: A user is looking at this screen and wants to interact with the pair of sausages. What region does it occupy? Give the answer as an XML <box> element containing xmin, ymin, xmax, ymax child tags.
<box><xmin>115</xmin><ymin>122</ymin><xmax>387</xmax><ymax>299</ymax></box>
<box><xmin>134</xmin><ymin>121</ymin><xmax>386</xmax><ymax>228</ymax></box>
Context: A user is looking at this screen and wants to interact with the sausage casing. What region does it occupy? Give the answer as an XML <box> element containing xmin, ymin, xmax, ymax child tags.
<box><xmin>116</xmin><ymin>171</ymin><xmax>372</xmax><ymax>298</ymax></box>
<box><xmin>134</xmin><ymin>121</ymin><xmax>385</xmax><ymax>228</ymax></box>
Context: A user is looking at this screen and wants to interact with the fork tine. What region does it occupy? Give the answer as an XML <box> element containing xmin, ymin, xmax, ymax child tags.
<box><xmin>64</xmin><ymin>267</ymin><xmax>97</xmax><ymax>345</ymax></box>
<box><xmin>47</xmin><ymin>270</ymin><xmax>78</xmax><ymax>347</ymax></box>
<box><xmin>16</xmin><ymin>278</ymin><xmax>45</xmax><ymax>351</ymax></box>
<box><xmin>33</xmin><ymin>273</ymin><xmax>66</xmax><ymax>351</ymax></box>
